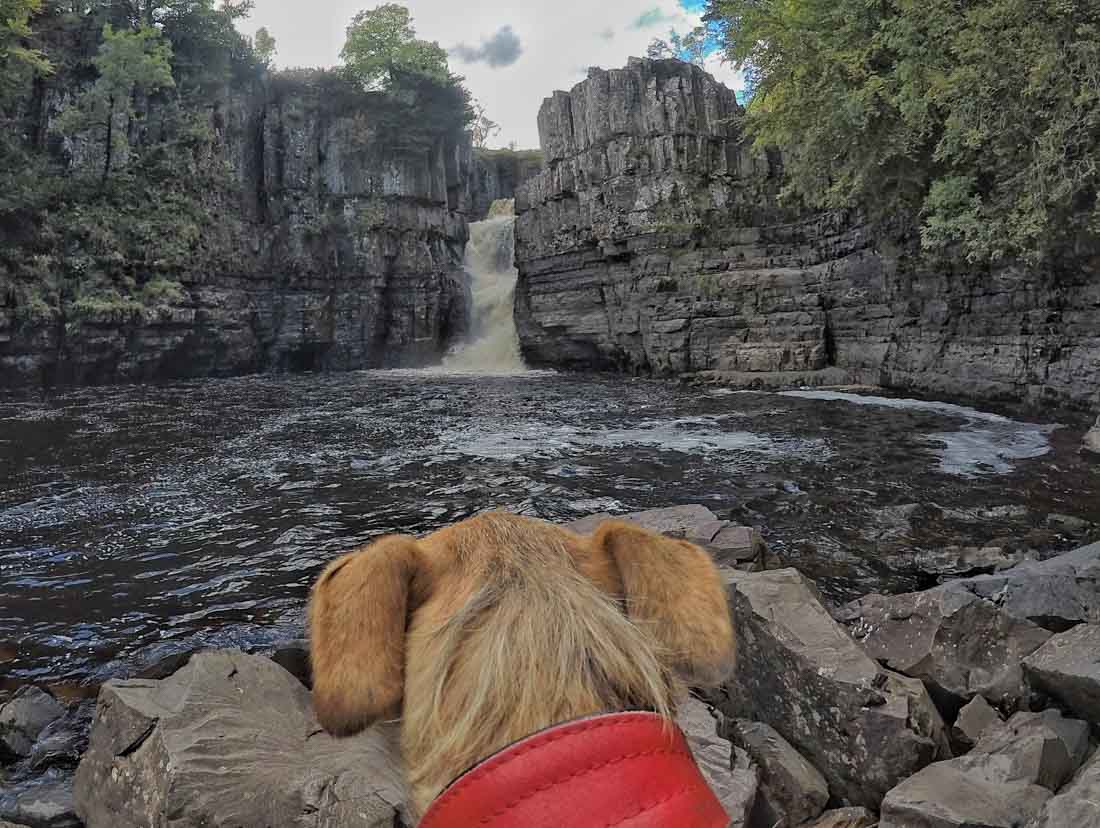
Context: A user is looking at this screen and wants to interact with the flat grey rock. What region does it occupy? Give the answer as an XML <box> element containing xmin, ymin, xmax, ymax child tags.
<box><xmin>1084</xmin><ymin>416</ymin><xmax>1100</xmax><ymax>456</ymax></box>
<box><xmin>73</xmin><ymin>650</ymin><xmax>410</xmax><ymax>828</ymax></box>
<box><xmin>952</xmin><ymin>695</ymin><xmax>1004</xmax><ymax>749</ymax></box>
<box><xmin>1028</xmin><ymin>749</ymin><xmax>1100</xmax><ymax>827</ymax></box>
<box><xmin>0</xmin><ymin>775</ymin><xmax>79</xmax><ymax>828</ymax></box>
<box><xmin>728</xmin><ymin>718</ymin><xmax>828</xmax><ymax>827</ymax></box>
<box><xmin>1023</xmin><ymin>624</ymin><xmax>1100</xmax><ymax>724</ymax></box>
<box><xmin>880</xmin><ymin>708</ymin><xmax>1090</xmax><ymax>828</ymax></box>
<box><xmin>844</xmin><ymin>583</ymin><xmax>1052</xmax><ymax>711</ymax></box>
<box><xmin>711</xmin><ymin>568</ymin><xmax>949</xmax><ymax>809</ymax></box>
<box><xmin>678</xmin><ymin>697</ymin><xmax>759</xmax><ymax>828</ymax></box>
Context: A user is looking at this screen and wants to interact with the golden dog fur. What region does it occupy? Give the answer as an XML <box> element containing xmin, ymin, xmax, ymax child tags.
<box><xmin>309</xmin><ymin>511</ymin><xmax>735</xmax><ymax>819</ymax></box>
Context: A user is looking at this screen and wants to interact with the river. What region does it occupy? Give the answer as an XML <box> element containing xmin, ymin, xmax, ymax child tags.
<box><xmin>1</xmin><ymin>208</ymin><xmax>1098</xmax><ymax>690</ymax></box>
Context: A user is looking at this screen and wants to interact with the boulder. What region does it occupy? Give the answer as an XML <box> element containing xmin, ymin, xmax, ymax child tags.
<box><xmin>267</xmin><ymin>639</ymin><xmax>312</xmax><ymax>688</ymax></box>
<box><xmin>884</xmin><ymin>545</ymin><xmax>1024</xmax><ymax>580</ymax></box>
<box><xmin>0</xmin><ymin>688</ymin><xmax>65</xmax><ymax>760</ymax></box>
<box><xmin>566</xmin><ymin>506</ymin><xmax>778</xmax><ymax>571</ymax></box>
<box><xmin>842</xmin><ymin>584</ymin><xmax>1052</xmax><ymax>712</ymax></box>
<box><xmin>1023</xmin><ymin>624</ymin><xmax>1100</xmax><ymax>724</ymax></box>
<box><xmin>954</xmin><ymin>542</ymin><xmax>1100</xmax><ymax>631</ymax></box>
<box><xmin>74</xmin><ymin>649</ymin><xmax>410</xmax><ymax>828</ymax></box>
<box><xmin>27</xmin><ymin>702</ymin><xmax>93</xmax><ymax>773</ymax></box>
<box><xmin>952</xmin><ymin>695</ymin><xmax>1004</xmax><ymax>750</ymax></box>
<box><xmin>880</xmin><ymin>709</ymin><xmax>1090</xmax><ymax>828</ymax></box>
<box><xmin>712</xmin><ymin>568</ymin><xmax>950</xmax><ymax>809</ymax></box>
<box><xmin>1084</xmin><ymin>416</ymin><xmax>1100</xmax><ymax>456</ymax></box>
<box><xmin>1028</xmin><ymin>749</ymin><xmax>1100</xmax><ymax>827</ymax></box>
<box><xmin>678</xmin><ymin>698</ymin><xmax>759</xmax><ymax>827</ymax></box>
<box><xmin>0</xmin><ymin>774</ymin><xmax>79</xmax><ymax>828</ymax></box>
<box><xmin>726</xmin><ymin>718</ymin><xmax>828</xmax><ymax>827</ymax></box>
<box><xmin>802</xmin><ymin>808</ymin><xmax>878</xmax><ymax>828</ymax></box>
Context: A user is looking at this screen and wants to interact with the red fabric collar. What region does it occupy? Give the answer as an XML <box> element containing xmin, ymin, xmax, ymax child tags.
<box><xmin>418</xmin><ymin>712</ymin><xmax>728</xmax><ymax>828</ymax></box>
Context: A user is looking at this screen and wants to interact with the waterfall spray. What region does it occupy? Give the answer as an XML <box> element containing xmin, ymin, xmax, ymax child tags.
<box><xmin>442</xmin><ymin>199</ymin><xmax>527</xmax><ymax>373</ymax></box>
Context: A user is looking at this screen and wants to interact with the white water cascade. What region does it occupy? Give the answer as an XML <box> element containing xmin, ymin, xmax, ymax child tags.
<box><xmin>441</xmin><ymin>199</ymin><xmax>527</xmax><ymax>373</ymax></box>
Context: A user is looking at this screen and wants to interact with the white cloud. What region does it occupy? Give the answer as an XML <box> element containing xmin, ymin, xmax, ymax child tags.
<box><xmin>241</xmin><ymin>0</ymin><xmax>745</xmax><ymax>149</ymax></box>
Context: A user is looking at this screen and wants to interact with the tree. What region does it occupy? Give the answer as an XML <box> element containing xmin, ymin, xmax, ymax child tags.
<box><xmin>340</xmin><ymin>4</ymin><xmax>450</xmax><ymax>91</ymax></box>
<box><xmin>469</xmin><ymin>100</ymin><xmax>499</xmax><ymax>148</ymax></box>
<box><xmin>56</xmin><ymin>23</ymin><xmax>175</xmax><ymax>183</ymax></box>
<box><xmin>0</xmin><ymin>0</ymin><xmax>52</xmax><ymax>101</ymax></box>
<box><xmin>705</xmin><ymin>0</ymin><xmax>1100</xmax><ymax>264</ymax></box>
<box><xmin>647</xmin><ymin>26</ymin><xmax>709</xmax><ymax>66</ymax></box>
<box><xmin>253</xmin><ymin>25</ymin><xmax>275</xmax><ymax>68</ymax></box>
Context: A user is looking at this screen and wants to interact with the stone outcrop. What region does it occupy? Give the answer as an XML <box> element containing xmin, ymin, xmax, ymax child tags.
<box><xmin>514</xmin><ymin>57</ymin><xmax>1100</xmax><ymax>411</ymax></box>
<box><xmin>953</xmin><ymin>695</ymin><xmax>1004</xmax><ymax>750</ymax></box>
<box><xmin>1023</xmin><ymin>624</ymin><xmax>1100</xmax><ymax>723</ymax></box>
<box><xmin>470</xmin><ymin>148</ymin><xmax>543</xmax><ymax>220</ymax></box>
<box><xmin>840</xmin><ymin>581</ymin><xmax>1054</xmax><ymax>712</ymax></box>
<box><xmin>0</xmin><ymin>72</ymin><xmax>473</xmax><ymax>388</ymax></box>
<box><xmin>711</xmin><ymin>568</ymin><xmax>950</xmax><ymax>809</ymax></box>
<box><xmin>879</xmin><ymin>710</ymin><xmax>1091</xmax><ymax>828</ymax></box>
<box><xmin>73</xmin><ymin>650</ymin><xmax>410</xmax><ymax>828</ymax></box>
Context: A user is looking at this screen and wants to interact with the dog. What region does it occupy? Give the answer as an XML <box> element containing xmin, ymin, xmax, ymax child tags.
<box><xmin>308</xmin><ymin>511</ymin><xmax>736</xmax><ymax>824</ymax></box>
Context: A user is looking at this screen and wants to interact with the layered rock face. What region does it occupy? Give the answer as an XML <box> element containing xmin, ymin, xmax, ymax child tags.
<box><xmin>0</xmin><ymin>74</ymin><xmax>472</xmax><ymax>388</ymax></box>
<box><xmin>470</xmin><ymin>148</ymin><xmax>543</xmax><ymax>220</ymax></box>
<box><xmin>514</xmin><ymin>58</ymin><xmax>1100</xmax><ymax>410</ymax></box>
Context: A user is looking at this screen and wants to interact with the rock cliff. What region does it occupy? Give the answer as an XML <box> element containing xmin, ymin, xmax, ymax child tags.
<box><xmin>470</xmin><ymin>148</ymin><xmax>543</xmax><ymax>220</ymax></box>
<box><xmin>514</xmin><ymin>58</ymin><xmax>1100</xmax><ymax>411</ymax></box>
<box><xmin>0</xmin><ymin>72</ymin><xmax>472</xmax><ymax>388</ymax></box>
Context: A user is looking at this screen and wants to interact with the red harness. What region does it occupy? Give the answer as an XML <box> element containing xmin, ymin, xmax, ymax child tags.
<box><xmin>418</xmin><ymin>712</ymin><xmax>728</xmax><ymax>828</ymax></box>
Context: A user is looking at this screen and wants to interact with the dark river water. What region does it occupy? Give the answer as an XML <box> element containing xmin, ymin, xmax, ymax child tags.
<box><xmin>1</xmin><ymin>370</ymin><xmax>1098</xmax><ymax>689</ymax></box>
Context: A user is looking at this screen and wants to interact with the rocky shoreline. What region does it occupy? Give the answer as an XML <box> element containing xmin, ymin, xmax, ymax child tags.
<box><xmin>2</xmin><ymin>505</ymin><xmax>1098</xmax><ymax>827</ymax></box>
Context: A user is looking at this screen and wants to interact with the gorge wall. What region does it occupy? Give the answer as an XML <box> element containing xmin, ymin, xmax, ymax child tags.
<box><xmin>470</xmin><ymin>147</ymin><xmax>543</xmax><ymax>220</ymax></box>
<box><xmin>0</xmin><ymin>72</ymin><xmax>472</xmax><ymax>388</ymax></box>
<box><xmin>514</xmin><ymin>58</ymin><xmax>1100</xmax><ymax>412</ymax></box>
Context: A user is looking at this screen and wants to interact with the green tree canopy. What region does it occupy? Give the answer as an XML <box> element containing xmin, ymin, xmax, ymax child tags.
<box><xmin>253</xmin><ymin>25</ymin><xmax>275</xmax><ymax>68</ymax></box>
<box><xmin>706</xmin><ymin>0</ymin><xmax>1100</xmax><ymax>264</ymax></box>
<box><xmin>56</xmin><ymin>23</ymin><xmax>175</xmax><ymax>182</ymax></box>
<box><xmin>0</xmin><ymin>0</ymin><xmax>52</xmax><ymax>101</ymax></box>
<box><xmin>340</xmin><ymin>3</ymin><xmax>450</xmax><ymax>90</ymax></box>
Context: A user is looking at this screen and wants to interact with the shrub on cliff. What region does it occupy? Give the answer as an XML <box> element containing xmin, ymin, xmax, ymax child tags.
<box><xmin>706</xmin><ymin>0</ymin><xmax>1100</xmax><ymax>265</ymax></box>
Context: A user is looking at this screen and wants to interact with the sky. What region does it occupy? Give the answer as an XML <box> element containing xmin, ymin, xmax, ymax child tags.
<box><xmin>240</xmin><ymin>0</ymin><xmax>744</xmax><ymax>149</ymax></box>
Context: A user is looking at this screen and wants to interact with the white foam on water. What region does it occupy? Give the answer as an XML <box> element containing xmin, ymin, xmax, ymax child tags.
<box><xmin>779</xmin><ymin>390</ymin><xmax>1056</xmax><ymax>476</ymax></box>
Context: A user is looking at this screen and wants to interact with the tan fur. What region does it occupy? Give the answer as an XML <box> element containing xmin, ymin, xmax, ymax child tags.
<box><xmin>308</xmin><ymin>512</ymin><xmax>736</xmax><ymax>819</ymax></box>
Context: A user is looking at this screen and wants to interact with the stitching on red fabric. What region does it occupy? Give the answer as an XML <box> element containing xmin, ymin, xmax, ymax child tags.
<box><xmin>420</xmin><ymin>714</ymin><xmax>668</xmax><ymax>825</ymax></box>
<box><xmin>477</xmin><ymin>747</ymin><xmax>691</xmax><ymax>825</ymax></box>
<box><xmin>602</xmin><ymin>785</ymin><xmax>694</xmax><ymax>828</ymax></box>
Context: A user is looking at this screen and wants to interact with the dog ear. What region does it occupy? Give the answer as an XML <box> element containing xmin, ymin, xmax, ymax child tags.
<box><xmin>308</xmin><ymin>536</ymin><xmax>425</xmax><ymax>737</ymax></box>
<box><xmin>591</xmin><ymin>521</ymin><xmax>735</xmax><ymax>687</ymax></box>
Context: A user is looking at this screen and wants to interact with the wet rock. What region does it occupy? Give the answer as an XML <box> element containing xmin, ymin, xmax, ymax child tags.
<box><xmin>712</xmin><ymin>568</ymin><xmax>949</xmax><ymax>809</ymax></box>
<box><xmin>952</xmin><ymin>695</ymin><xmax>1004</xmax><ymax>750</ymax></box>
<box><xmin>880</xmin><ymin>709</ymin><xmax>1090</xmax><ymax>828</ymax></box>
<box><xmin>0</xmin><ymin>688</ymin><xmax>66</xmax><ymax>760</ymax></box>
<box><xmin>842</xmin><ymin>584</ymin><xmax>1053</xmax><ymax>712</ymax></box>
<box><xmin>1028</xmin><ymin>749</ymin><xmax>1100</xmax><ymax>827</ymax></box>
<box><xmin>74</xmin><ymin>649</ymin><xmax>410</xmax><ymax>828</ymax></box>
<box><xmin>0</xmin><ymin>773</ymin><xmax>79</xmax><ymax>828</ymax></box>
<box><xmin>567</xmin><ymin>505</ymin><xmax>777</xmax><ymax>571</ymax></box>
<box><xmin>1047</xmin><ymin>513</ymin><xmax>1093</xmax><ymax>536</ymax></box>
<box><xmin>1023</xmin><ymin>624</ymin><xmax>1100</xmax><ymax>723</ymax></box>
<box><xmin>678</xmin><ymin>698</ymin><xmax>759</xmax><ymax>827</ymax></box>
<box><xmin>726</xmin><ymin>718</ymin><xmax>828</xmax><ymax>827</ymax></box>
<box><xmin>1084</xmin><ymin>416</ymin><xmax>1100</xmax><ymax>456</ymax></box>
<box><xmin>268</xmin><ymin>639</ymin><xmax>312</xmax><ymax>688</ymax></box>
<box><xmin>27</xmin><ymin>702</ymin><xmax>93</xmax><ymax>772</ymax></box>
<box><xmin>802</xmin><ymin>808</ymin><xmax>878</xmax><ymax>828</ymax></box>
<box><xmin>885</xmin><ymin>545</ymin><xmax>1024</xmax><ymax>580</ymax></box>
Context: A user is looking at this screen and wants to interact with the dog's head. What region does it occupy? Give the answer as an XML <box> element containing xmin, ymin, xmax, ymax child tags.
<box><xmin>308</xmin><ymin>512</ymin><xmax>735</xmax><ymax>743</ymax></box>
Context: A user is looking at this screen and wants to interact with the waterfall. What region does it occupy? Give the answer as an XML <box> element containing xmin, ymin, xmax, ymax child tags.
<box><xmin>441</xmin><ymin>199</ymin><xmax>527</xmax><ymax>373</ymax></box>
